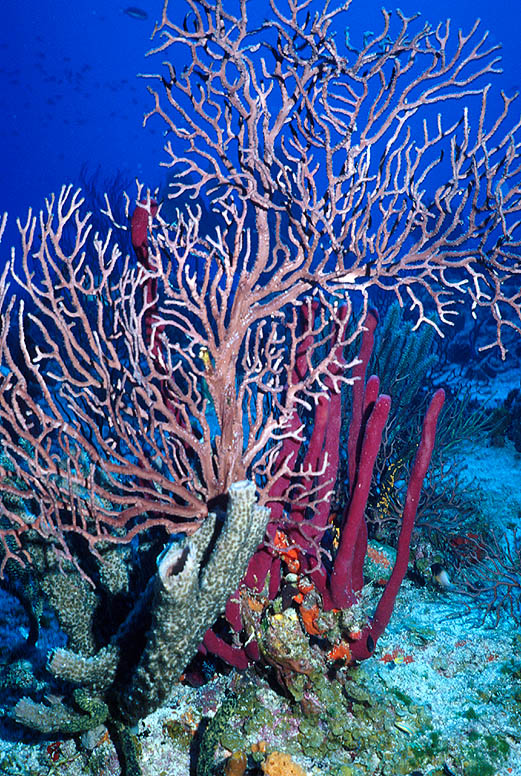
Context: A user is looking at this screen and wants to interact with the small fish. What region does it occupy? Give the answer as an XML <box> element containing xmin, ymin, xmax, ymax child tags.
<box><xmin>431</xmin><ymin>562</ymin><xmax>454</xmax><ymax>591</ymax></box>
<box><xmin>123</xmin><ymin>6</ymin><xmax>148</xmax><ymax>20</ymax></box>
<box><xmin>394</xmin><ymin>719</ymin><xmax>414</xmax><ymax>736</ymax></box>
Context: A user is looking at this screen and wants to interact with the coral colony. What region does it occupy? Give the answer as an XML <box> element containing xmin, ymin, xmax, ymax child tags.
<box><xmin>0</xmin><ymin>0</ymin><xmax>520</xmax><ymax>774</ymax></box>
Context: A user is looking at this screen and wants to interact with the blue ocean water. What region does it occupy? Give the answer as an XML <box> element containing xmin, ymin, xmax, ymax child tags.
<box><xmin>1</xmin><ymin>0</ymin><xmax>519</xmax><ymax>232</ymax></box>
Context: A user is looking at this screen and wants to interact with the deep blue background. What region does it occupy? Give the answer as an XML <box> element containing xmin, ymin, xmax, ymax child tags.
<box><xmin>1</xmin><ymin>0</ymin><xmax>520</xmax><ymax>246</ymax></box>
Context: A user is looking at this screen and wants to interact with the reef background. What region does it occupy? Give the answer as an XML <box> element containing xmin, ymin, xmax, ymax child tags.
<box><xmin>0</xmin><ymin>422</ymin><xmax>520</xmax><ymax>775</ymax></box>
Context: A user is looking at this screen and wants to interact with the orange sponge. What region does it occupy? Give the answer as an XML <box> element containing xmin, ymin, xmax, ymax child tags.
<box><xmin>261</xmin><ymin>751</ymin><xmax>308</xmax><ymax>776</ymax></box>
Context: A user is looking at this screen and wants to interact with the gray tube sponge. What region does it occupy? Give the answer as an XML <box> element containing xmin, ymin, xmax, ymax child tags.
<box><xmin>116</xmin><ymin>480</ymin><xmax>269</xmax><ymax>723</ymax></box>
<box><xmin>47</xmin><ymin>644</ymin><xmax>120</xmax><ymax>691</ymax></box>
<box><xmin>13</xmin><ymin>688</ymin><xmax>109</xmax><ymax>734</ymax></box>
